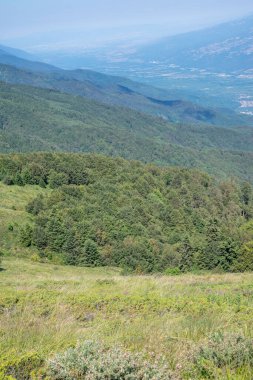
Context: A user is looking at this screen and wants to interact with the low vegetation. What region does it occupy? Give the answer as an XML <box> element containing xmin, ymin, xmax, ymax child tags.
<box><xmin>47</xmin><ymin>340</ymin><xmax>170</xmax><ymax>379</ymax></box>
<box><xmin>0</xmin><ymin>258</ymin><xmax>253</xmax><ymax>379</ymax></box>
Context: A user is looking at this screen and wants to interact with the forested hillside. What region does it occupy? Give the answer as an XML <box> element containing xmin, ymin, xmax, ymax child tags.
<box><xmin>0</xmin><ymin>47</ymin><xmax>58</xmax><ymax>72</ymax></box>
<box><xmin>0</xmin><ymin>61</ymin><xmax>250</xmax><ymax>127</ymax></box>
<box><xmin>1</xmin><ymin>81</ymin><xmax>253</xmax><ymax>182</ymax></box>
<box><xmin>1</xmin><ymin>153</ymin><xmax>252</xmax><ymax>273</ymax></box>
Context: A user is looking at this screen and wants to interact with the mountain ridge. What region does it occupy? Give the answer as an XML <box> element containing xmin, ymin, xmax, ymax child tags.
<box><xmin>0</xmin><ymin>58</ymin><xmax>252</xmax><ymax>127</ymax></box>
<box><xmin>32</xmin><ymin>15</ymin><xmax>253</xmax><ymax>115</ymax></box>
<box><xmin>0</xmin><ymin>80</ymin><xmax>253</xmax><ymax>182</ymax></box>
<box><xmin>135</xmin><ymin>14</ymin><xmax>253</xmax><ymax>72</ymax></box>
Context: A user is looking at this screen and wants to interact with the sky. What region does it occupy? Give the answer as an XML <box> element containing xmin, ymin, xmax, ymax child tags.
<box><xmin>1</xmin><ymin>0</ymin><xmax>253</xmax><ymax>51</ymax></box>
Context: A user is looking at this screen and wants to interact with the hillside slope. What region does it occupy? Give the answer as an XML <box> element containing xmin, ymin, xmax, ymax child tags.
<box><xmin>0</xmin><ymin>82</ymin><xmax>253</xmax><ymax>181</ymax></box>
<box><xmin>0</xmin><ymin>50</ymin><xmax>252</xmax><ymax>126</ymax></box>
<box><xmin>0</xmin><ymin>47</ymin><xmax>59</xmax><ymax>72</ymax></box>
<box><xmin>1</xmin><ymin>152</ymin><xmax>252</xmax><ymax>273</ymax></box>
<box><xmin>0</xmin><ymin>44</ymin><xmax>36</xmax><ymax>60</ymax></box>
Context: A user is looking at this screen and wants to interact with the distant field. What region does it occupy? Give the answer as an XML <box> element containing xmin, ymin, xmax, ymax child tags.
<box><xmin>1</xmin><ymin>257</ymin><xmax>253</xmax><ymax>379</ymax></box>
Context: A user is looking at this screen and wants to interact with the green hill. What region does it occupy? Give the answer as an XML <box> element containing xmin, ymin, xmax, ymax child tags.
<box><xmin>1</xmin><ymin>152</ymin><xmax>252</xmax><ymax>273</ymax></box>
<box><xmin>0</xmin><ymin>59</ymin><xmax>252</xmax><ymax>127</ymax></box>
<box><xmin>0</xmin><ymin>81</ymin><xmax>253</xmax><ymax>182</ymax></box>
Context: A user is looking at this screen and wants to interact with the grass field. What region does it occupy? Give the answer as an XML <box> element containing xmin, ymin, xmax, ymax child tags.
<box><xmin>1</xmin><ymin>257</ymin><xmax>253</xmax><ymax>379</ymax></box>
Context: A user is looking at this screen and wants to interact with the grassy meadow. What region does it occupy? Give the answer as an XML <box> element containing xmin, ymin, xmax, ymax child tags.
<box><xmin>1</xmin><ymin>257</ymin><xmax>253</xmax><ymax>379</ymax></box>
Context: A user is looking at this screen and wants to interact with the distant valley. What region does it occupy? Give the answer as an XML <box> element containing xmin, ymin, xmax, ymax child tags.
<box><xmin>35</xmin><ymin>16</ymin><xmax>253</xmax><ymax>115</ymax></box>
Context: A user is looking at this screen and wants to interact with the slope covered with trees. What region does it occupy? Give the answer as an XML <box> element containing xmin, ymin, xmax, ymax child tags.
<box><xmin>1</xmin><ymin>153</ymin><xmax>252</xmax><ymax>273</ymax></box>
<box><xmin>1</xmin><ymin>81</ymin><xmax>253</xmax><ymax>182</ymax></box>
<box><xmin>0</xmin><ymin>57</ymin><xmax>252</xmax><ymax>127</ymax></box>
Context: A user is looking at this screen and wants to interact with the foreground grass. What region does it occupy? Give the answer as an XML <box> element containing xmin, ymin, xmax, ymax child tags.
<box><xmin>1</xmin><ymin>257</ymin><xmax>253</xmax><ymax>378</ymax></box>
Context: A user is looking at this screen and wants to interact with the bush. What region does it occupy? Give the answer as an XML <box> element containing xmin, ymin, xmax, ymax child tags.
<box><xmin>26</xmin><ymin>196</ymin><xmax>44</xmax><ymax>216</ymax></box>
<box><xmin>189</xmin><ymin>332</ymin><xmax>253</xmax><ymax>378</ymax></box>
<box><xmin>164</xmin><ymin>267</ymin><xmax>181</xmax><ymax>276</ymax></box>
<box><xmin>232</xmin><ymin>241</ymin><xmax>253</xmax><ymax>272</ymax></box>
<box><xmin>81</xmin><ymin>240</ymin><xmax>102</xmax><ymax>267</ymax></box>
<box><xmin>21</xmin><ymin>163</ymin><xmax>46</xmax><ymax>186</ymax></box>
<box><xmin>3</xmin><ymin>176</ymin><xmax>14</xmax><ymax>185</ymax></box>
<box><xmin>47</xmin><ymin>340</ymin><xmax>171</xmax><ymax>379</ymax></box>
<box><xmin>8</xmin><ymin>224</ymin><xmax>14</xmax><ymax>232</ymax></box>
<box><xmin>0</xmin><ymin>353</ymin><xmax>43</xmax><ymax>380</ymax></box>
<box><xmin>19</xmin><ymin>225</ymin><xmax>33</xmax><ymax>247</ymax></box>
<box><xmin>48</xmin><ymin>170</ymin><xmax>69</xmax><ymax>189</ymax></box>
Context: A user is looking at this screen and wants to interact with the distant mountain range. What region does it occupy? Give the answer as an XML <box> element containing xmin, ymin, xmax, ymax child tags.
<box><xmin>0</xmin><ymin>44</ymin><xmax>36</xmax><ymax>61</ymax></box>
<box><xmin>32</xmin><ymin>15</ymin><xmax>253</xmax><ymax>73</ymax></box>
<box><xmin>0</xmin><ymin>47</ymin><xmax>58</xmax><ymax>72</ymax></box>
<box><xmin>0</xmin><ymin>46</ymin><xmax>252</xmax><ymax>127</ymax></box>
<box><xmin>33</xmin><ymin>15</ymin><xmax>253</xmax><ymax>115</ymax></box>
<box><xmin>135</xmin><ymin>15</ymin><xmax>253</xmax><ymax>73</ymax></box>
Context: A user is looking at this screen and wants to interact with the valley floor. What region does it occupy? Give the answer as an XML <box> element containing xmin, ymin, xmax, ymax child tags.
<box><xmin>1</xmin><ymin>257</ymin><xmax>253</xmax><ymax>379</ymax></box>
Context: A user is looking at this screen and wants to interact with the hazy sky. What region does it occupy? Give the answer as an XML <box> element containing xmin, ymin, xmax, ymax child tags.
<box><xmin>1</xmin><ymin>0</ymin><xmax>253</xmax><ymax>49</ymax></box>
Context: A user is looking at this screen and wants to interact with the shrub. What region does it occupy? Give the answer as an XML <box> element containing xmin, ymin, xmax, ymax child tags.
<box><xmin>3</xmin><ymin>176</ymin><xmax>14</xmax><ymax>185</ymax></box>
<box><xmin>19</xmin><ymin>225</ymin><xmax>33</xmax><ymax>247</ymax></box>
<box><xmin>26</xmin><ymin>196</ymin><xmax>44</xmax><ymax>216</ymax></box>
<box><xmin>48</xmin><ymin>170</ymin><xmax>69</xmax><ymax>189</ymax></box>
<box><xmin>8</xmin><ymin>224</ymin><xmax>14</xmax><ymax>232</ymax></box>
<box><xmin>81</xmin><ymin>240</ymin><xmax>102</xmax><ymax>267</ymax></box>
<box><xmin>47</xmin><ymin>340</ymin><xmax>172</xmax><ymax>379</ymax></box>
<box><xmin>188</xmin><ymin>332</ymin><xmax>253</xmax><ymax>378</ymax></box>
<box><xmin>232</xmin><ymin>241</ymin><xmax>253</xmax><ymax>272</ymax></box>
<box><xmin>21</xmin><ymin>163</ymin><xmax>46</xmax><ymax>186</ymax></box>
<box><xmin>30</xmin><ymin>253</ymin><xmax>41</xmax><ymax>262</ymax></box>
<box><xmin>14</xmin><ymin>173</ymin><xmax>24</xmax><ymax>186</ymax></box>
<box><xmin>164</xmin><ymin>267</ymin><xmax>181</xmax><ymax>276</ymax></box>
<box><xmin>0</xmin><ymin>353</ymin><xmax>43</xmax><ymax>380</ymax></box>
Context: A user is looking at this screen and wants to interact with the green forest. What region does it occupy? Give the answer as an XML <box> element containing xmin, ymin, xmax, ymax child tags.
<box><xmin>1</xmin><ymin>152</ymin><xmax>252</xmax><ymax>273</ymax></box>
<box><xmin>0</xmin><ymin>81</ymin><xmax>253</xmax><ymax>182</ymax></box>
